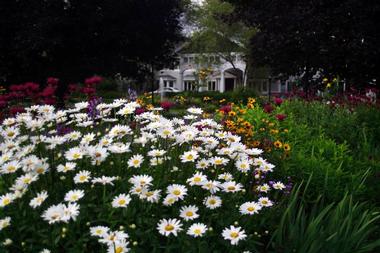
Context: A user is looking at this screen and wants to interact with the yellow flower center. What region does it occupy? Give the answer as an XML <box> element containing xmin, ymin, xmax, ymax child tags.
<box><xmin>230</xmin><ymin>232</ymin><xmax>239</xmax><ymax>238</ymax></box>
<box><xmin>7</xmin><ymin>132</ymin><xmax>15</xmax><ymax>137</ymax></box>
<box><xmin>118</xmin><ymin>199</ymin><xmax>126</xmax><ymax>205</ymax></box>
<box><xmin>209</xmin><ymin>199</ymin><xmax>216</xmax><ymax>205</ymax></box>
<box><xmin>247</xmin><ymin>207</ymin><xmax>255</xmax><ymax>212</ymax></box>
<box><xmin>73</xmin><ymin>153</ymin><xmax>81</xmax><ymax>159</ymax></box>
<box><xmin>194</xmin><ymin>229</ymin><xmax>202</xmax><ymax>235</ymax></box>
<box><xmin>165</xmin><ymin>224</ymin><xmax>174</xmax><ymax>231</ymax></box>
<box><xmin>133</xmin><ymin>160</ymin><xmax>140</xmax><ymax>165</ymax></box>
<box><xmin>115</xmin><ymin>246</ymin><xmax>123</xmax><ymax>253</ymax></box>
<box><xmin>79</xmin><ymin>175</ymin><xmax>87</xmax><ymax>181</ymax></box>
<box><xmin>227</xmin><ymin>186</ymin><xmax>236</xmax><ymax>191</ymax></box>
<box><xmin>173</xmin><ymin>190</ymin><xmax>181</xmax><ymax>196</ymax></box>
<box><xmin>193</xmin><ymin>177</ymin><xmax>201</xmax><ymax>182</ymax></box>
<box><xmin>7</xmin><ymin>166</ymin><xmax>16</xmax><ymax>172</ymax></box>
<box><xmin>262</xmin><ymin>200</ymin><xmax>268</xmax><ymax>204</ymax></box>
<box><xmin>185</xmin><ymin>211</ymin><xmax>194</xmax><ymax>217</ymax></box>
<box><xmin>186</xmin><ymin>154</ymin><xmax>194</xmax><ymax>160</ymax></box>
<box><xmin>145</xmin><ymin>191</ymin><xmax>154</xmax><ymax>197</ymax></box>
<box><xmin>3</xmin><ymin>198</ymin><xmax>10</xmax><ymax>206</ymax></box>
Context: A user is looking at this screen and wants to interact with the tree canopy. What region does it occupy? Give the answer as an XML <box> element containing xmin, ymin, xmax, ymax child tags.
<box><xmin>226</xmin><ymin>0</ymin><xmax>379</xmax><ymax>87</ymax></box>
<box><xmin>185</xmin><ymin>0</ymin><xmax>255</xmax><ymax>69</ymax></box>
<box><xmin>0</xmin><ymin>0</ymin><xmax>186</xmax><ymax>85</ymax></box>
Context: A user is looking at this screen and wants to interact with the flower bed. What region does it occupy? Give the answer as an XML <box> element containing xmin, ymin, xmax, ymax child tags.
<box><xmin>0</xmin><ymin>100</ymin><xmax>287</xmax><ymax>252</ymax></box>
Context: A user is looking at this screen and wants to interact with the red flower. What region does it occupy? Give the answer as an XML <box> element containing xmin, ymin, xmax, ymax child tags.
<box><xmin>274</xmin><ymin>97</ymin><xmax>283</xmax><ymax>105</ymax></box>
<box><xmin>9</xmin><ymin>106</ymin><xmax>25</xmax><ymax>116</ymax></box>
<box><xmin>160</xmin><ymin>101</ymin><xmax>175</xmax><ymax>110</ymax></box>
<box><xmin>40</xmin><ymin>85</ymin><xmax>56</xmax><ymax>97</ymax></box>
<box><xmin>68</xmin><ymin>83</ymin><xmax>79</xmax><ymax>93</ymax></box>
<box><xmin>219</xmin><ymin>104</ymin><xmax>232</xmax><ymax>114</ymax></box>
<box><xmin>135</xmin><ymin>107</ymin><xmax>145</xmax><ymax>115</ymax></box>
<box><xmin>85</xmin><ymin>76</ymin><xmax>103</xmax><ymax>86</ymax></box>
<box><xmin>0</xmin><ymin>100</ymin><xmax>7</xmax><ymax>108</ymax></box>
<box><xmin>276</xmin><ymin>114</ymin><xmax>287</xmax><ymax>121</ymax></box>
<box><xmin>47</xmin><ymin>77</ymin><xmax>59</xmax><ymax>86</ymax></box>
<box><xmin>81</xmin><ymin>87</ymin><xmax>96</xmax><ymax>96</ymax></box>
<box><xmin>263</xmin><ymin>103</ymin><xmax>274</xmax><ymax>113</ymax></box>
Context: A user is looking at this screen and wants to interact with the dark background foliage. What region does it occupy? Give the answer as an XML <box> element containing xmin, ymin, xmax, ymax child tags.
<box><xmin>0</xmin><ymin>0</ymin><xmax>185</xmax><ymax>85</ymax></box>
<box><xmin>226</xmin><ymin>0</ymin><xmax>379</xmax><ymax>87</ymax></box>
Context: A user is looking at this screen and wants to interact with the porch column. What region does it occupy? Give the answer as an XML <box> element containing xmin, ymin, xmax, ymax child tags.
<box><xmin>179</xmin><ymin>70</ymin><xmax>184</xmax><ymax>91</ymax></box>
<box><xmin>220</xmin><ymin>71</ymin><xmax>225</xmax><ymax>92</ymax></box>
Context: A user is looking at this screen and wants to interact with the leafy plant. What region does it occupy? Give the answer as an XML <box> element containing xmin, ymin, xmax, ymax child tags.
<box><xmin>269</xmin><ymin>180</ymin><xmax>380</xmax><ymax>253</ymax></box>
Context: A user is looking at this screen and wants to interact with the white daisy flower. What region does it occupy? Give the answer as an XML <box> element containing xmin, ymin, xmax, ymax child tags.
<box><xmin>201</xmin><ymin>180</ymin><xmax>221</xmax><ymax>194</ymax></box>
<box><xmin>187</xmin><ymin>107</ymin><xmax>203</xmax><ymax>115</ymax></box>
<box><xmin>112</xmin><ymin>194</ymin><xmax>132</xmax><ymax>208</ymax></box>
<box><xmin>258</xmin><ymin>197</ymin><xmax>273</xmax><ymax>207</ymax></box>
<box><xmin>0</xmin><ymin>217</ymin><xmax>11</xmax><ymax>230</ymax></box>
<box><xmin>128</xmin><ymin>174</ymin><xmax>153</xmax><ymax>187</ymax></box>
<box><xmin>90</xmin><ymin>226</ymin><xmax>110</xmax><ymax>237</ymax></box>
<box><xmin>222</xmin><ymin>225</ymin><xmax>247</xmax><ymax>245</ymax></box>
<box><xmin>127</xmin><ymin>154</ymin><xmax>144</xmax><ymax>168</ymax></box>
<box><xmin>273</xmin><ymin>181</ymin><xmax>286</xmax><ymax>190</ymax></box>
<box><xmin>64</xmin><ymin>189</ymin><xmax>85</xmax><ymax>203</ymax></box>
<box><xmin>180</xmin><ymin>150</ymin><xmax>199</xmax><ymax>163</ymax></box>
<box><xmin>239</xmin><ymin>201</ymin><xmax>262</xmax><ymax>215</ymax></box>
<box><xmin>166</xmin><ymin>184</ymin><xmax>188</xmax><ymax>200</ymax></box>
<box><xmin>29</xmin><ymin>190</ymin><xmax>48</xmax><ymax>208</ymax></box>
<box><xmin>221</xmin><ymin>181</ymin><xmax>243</xmax><ymax>193</ymax></box>
<box><xmin>57</xmin><ymin>162</ymin><xmax>77</xmax><ymax>173</ymax></box>
<box><xmin>187</xmin><ymin>223</ymin><xmax>208</xmax><ymax>237</ymax></box>
<box><xmin>0</xmin><ymin>193</ymin><xmax>14</xmax><ymax>207</ymax></box>
<box><xmin>64</xmin><ymin>147</ymin><xmax>83</xmax><ymax>161</ymax></box>
<box><xmin>179</xmin><ymin>205</ymin><xmax>199</xmax><ymax>221</ymax></box>
<box><xmin>74</xmin><ymin>170</ymin><xmax>92</xmax><ymax>184</ymax></box>
<box><xmin>186</xmin><ymin>172</ymin><xmax>207</xmax><ymax>186</ymax></box>
<box><xmin>203</xmin><ymin>195</ymin><xmax>222</xmax><ymax>209</ymax></box>
<box><xmin>257</xmin><ymin>183</ymin><xmax>270</xmax><ymax>193</ymax></box>
<box><xmin>157</xmin><ymin>218</ymin><xmax>183</xmax><ymax>237</ymax></box>
<box><xmin>210</xmin><ymin>156</ymin><xmax>229</xmax><ymax>166</ymax></box>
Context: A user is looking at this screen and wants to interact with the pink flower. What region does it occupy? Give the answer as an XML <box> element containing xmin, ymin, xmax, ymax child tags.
<box><xmin>47</xmin><ymin>77</ymin><xmax>59</xmax><ymax>86</ymax></box>
<box><xmin>160</xmin><ymin>101</ymin><xmax>175</xmax><ymax>110</ymax></box>
<box><xmin>10</xmin><ymin>106</ymin><xmax>25</xmax><ymax>116</ymax></box>
<box><xmin>276</xmin><ymin>114</ymin><xmax>287</xmax><ymax>121</ymax></box>
<box><xmin>274</xmin><ymin>97</ymin><xmax>283</xmax><ymax>105</ymax></box>
<box><xmin>85</xmin><ymin>76</ymin><xmax>103</xmax><ymax>86</ymax></box>
<box><xmin>263</xmin><ymin>103</ymin><xmax>274</xmax><ymax>113</ymax></box>
<box><xmin>219</xmin><ymin>105</ymin><xmax>232</xmax><ymax>114</ymax></box>
<box><xmin>135</xmin><ymin>107</ymin><xmax>145</xmax><ymax>115</ymax></box>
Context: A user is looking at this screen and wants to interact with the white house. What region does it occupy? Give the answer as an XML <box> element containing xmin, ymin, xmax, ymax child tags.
<box><xmin>155</xmin><ymin>52</ymin><xmax>293</xmax><ymax>94</ymax></box>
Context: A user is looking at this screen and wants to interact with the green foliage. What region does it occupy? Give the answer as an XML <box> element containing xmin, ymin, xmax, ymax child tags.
<box><xmin>272</xmin><ymin>100</ymin><xmax>380</xmax><ymax>203</ymax></box>
<box><xmin>269</xmin><ymin>181</ymin><xmax>380</xmax><ymax>253</ymax></box>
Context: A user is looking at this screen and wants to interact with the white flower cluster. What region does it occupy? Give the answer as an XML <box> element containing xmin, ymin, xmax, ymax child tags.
<box><xmin>0</xmin><ymin>99</ymin><xmax>285</xmax><ymax>250</ymax></box>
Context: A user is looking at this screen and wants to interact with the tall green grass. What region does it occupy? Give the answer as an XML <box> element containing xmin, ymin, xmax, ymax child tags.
<box><xmin>268</xmin><ymin>179</ymin><xmax>380</xmax><ymax>253</ymax></box>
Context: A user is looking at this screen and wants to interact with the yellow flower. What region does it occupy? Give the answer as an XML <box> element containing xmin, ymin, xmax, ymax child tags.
<box><xmin>283</xmin><ymin>143</ymin><xmax>291</xmax><ymax>151</ymax></box>
<box><xmin>273</xmin><ymin>140</ymin><xmax>282</xmax><ymax>149</ymax></box>
<box><xmin>228</xmin><ymin>111</ymin><xmax>236</xmax><ymax>117</ymax></box>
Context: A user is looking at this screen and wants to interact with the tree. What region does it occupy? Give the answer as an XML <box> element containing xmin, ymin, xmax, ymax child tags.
<box><xmin>226</xmin><ymin>0</ymin><xmax>380</xmax><ymax>89</ymax></box>
<box><xmin>0</xmin><ymin>0</ymin><xmax>186</xmax><ymax>87</ymax></box>
<box><xmin>185</xmin><ymin>0</ymin><xmax>255</xmax><ymax>84</ymax></box>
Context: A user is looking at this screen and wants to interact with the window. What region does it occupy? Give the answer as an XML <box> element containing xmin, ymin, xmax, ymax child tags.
<box><xmin>208</xmin><ymin>81</ymin><xmax>216</xmax><ymax>91</ymax></box>
<box><xmin>183</xmin><ymin>57</ymin><xmax>188</xmax><ymax>64</ymax></box>
<box><xmin>184</xmin><ymin>81</ymin><xmax>196</xmax><ymax>91</ymax></box>
<box><xmin>164</xmin><ymin>80</ymin><xmax>174</xmax><ymax>88</ymax></box>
